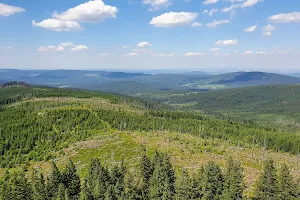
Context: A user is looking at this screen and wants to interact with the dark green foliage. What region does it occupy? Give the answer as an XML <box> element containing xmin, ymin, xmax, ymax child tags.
<box><xmin>277</xmin><ymin>163</ymin><xmax>299</xmax><ymax>200</ymax></box>
<box><xmin>201</xmin><ymin>161</ymin><xmax>224</xmax><ymax>200</ymax></box>
<box><xmin>31</xmin><ymin>171</ymin><xmax>46</xmax><ymax>200</ymax></box>
<box><xmin>47</xmin><ymin>162</ymin><xmax>62</xmax><ymax>198</ymax></box>
<box><xmin>1</xmin><ymin>171</ymin><xmax>32</xmax><ymax>200</ymax></box>
<box><xmin>221</xmin><ymin>158</ymin><xmax>244</xmax><ymax>200</ymax></box>
<box><xmin>2</xmin><ymin>154</ymin><xmax>300</xmax><ymax>200</ymax></box>
<box><xmin>255</xmin><ymin>160</ymin><xmax>279</xmax><ymax>200</ymax></box>
<box><xmin>149</xmin><ymin>152</ymin><xmax>176</xmax><ymax>199</ymax></box>
<box><xmin>62</xmin><ymin>160</ymin><xmax>81</xmax><ymax>200</ymax></box>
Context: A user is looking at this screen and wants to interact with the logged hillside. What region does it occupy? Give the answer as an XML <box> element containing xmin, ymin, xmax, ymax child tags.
<box><xmin>1</xmin><ymin>84</ymin><xmax>300</xmax><ymax>198</ymax></box>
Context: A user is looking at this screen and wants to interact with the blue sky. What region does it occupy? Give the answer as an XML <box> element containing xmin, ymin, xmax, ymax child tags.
<box><xmin>0</xmin><ymin>0</ymin><xmax>300</xmax><ymax>72</ymax></box>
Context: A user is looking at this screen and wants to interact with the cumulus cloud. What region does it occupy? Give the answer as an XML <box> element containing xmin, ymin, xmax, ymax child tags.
<box><xmin>222</xmin><ymin>0</ymin><xmax>262</xmax><ymax>13</ymax></box>
<box><xmin>32</xmin><ymin>0</ymin><xmax>117</xmax><ymax>31</ymax></box>
<box><xmin>71</xmin><ymin>45</ymin><xmax>88</xmax><ymax>52</ymax></box>
<box><xmin>244</xmin><ymin>25</ymin><xmax>257</xmax><ymax>32</ymax></box>
<box><xmin>203</xmin><ymin>0</ymin><xmax>219</xmax><ymax>5</ymax></box>
<box><xmin>38</xmin><ymin>42</ymin><xmax>88</xmax><ymax>52</ymax></box>
<box><xmin>262</xmin><ymin>24</ymin><xmax>275</xmax><ymax>36</ymax></box>
<box><xmin>52</xmin><ymin>0</ymin><xmax>118</xmax><ymax>22</ymax></box>
<box><xmin>183</xmin><ymin>52</ymin><xmax>206</xmax><ymax>56</ymax></box>
<box><xmin>0</xmin><ymin>3</ymin><xmax>25</xmax><ymax>16</ymax></box>
<box><xmin>207</xmin><ymin>19</ymin><xmax>230</xmax><ymax>28</ymax></box>
<box><xmin>142</xmin><ymin>0</ymin><xmax>171</xmax><ymax>11</ymax></box>
<box><xmin>268</xmin><ymin>12</ymin><xmax>300</xmax><ymax>23</ymax></box>
<box><xmin>203</xmin><ymin>8</ymin><xmax>218</xmax><ymax>16</ymax></box>
<box><xmin>191</xmin><ymin>22</ymin><xmax>202</xmax><ymax>27</ymax></box>
<box><xmin>32</xmin><ymin>19</ymin><xmax>82</xmax><ymax>31</ymax></box>
<box><xmin>150</xmin><ymin>12</ymin><xmax>198</xmax><ymax>27</ymax></box>
<box><xmin>137</xmin><ymin>41</ymin><xmax>151</xmax><ymax>48</ymax></box>
<box><xmin>215</xmin><ymin>39</ymin><xmax>238</xmax><ymax>45</ymax></box>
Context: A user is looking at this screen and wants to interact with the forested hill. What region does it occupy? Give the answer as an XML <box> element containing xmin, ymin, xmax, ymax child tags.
<box><xmin>1</xmin><ymin>84</ymin><xmax>300</xmax><ymax>199</ymax></box>
<box><xmin>153</xmin><ymin>84</ymin><xmax>300</xmax><ymax>126</ymax></box>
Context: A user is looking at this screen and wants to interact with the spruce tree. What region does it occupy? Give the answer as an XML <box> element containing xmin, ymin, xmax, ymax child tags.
<box><xmin>47</xmin><ymin>161</ymin><xmax>62</xmax><ymax>198</ymax></box>
<box><xmin>201</xmin><ymin>161</ymin><xmax>224</xmax><ymax>200</ymax></box>
<box><xmin>176</xmin><ymin>168</ymin><xmax>192</xmax><ymax>200</ymax></box>
<box><xmin>80</xmin><ymin>180</ymin><xmax>94</xmax><ymax>200</ymax></box>
<box><xmin>62</xmin><ymin>160</ymin><xmax>81</xmax><ymax>200</ymax></box>
<box><xmin>31</xmin><ymin>170</ymin><xmax>47</xmax><ymax>200</ymax></box>
<box><xmin>221</xmin><ymin>158</ymin><xmax>245</xmax><ymax>200</ymax></box>
<box><xmin>255</xmin><ymin>159</ymin><xmax>279</xmax><ymax>200</ymax></box>
<box><xmin>278</xmin><ymin>163</ymin><xmax>299</xmax><ymax>200</ymax></box>
<box><xmin>141</xmin><ymin>153</ymin><xmax>153</xmax><ymax>199</ymax></box>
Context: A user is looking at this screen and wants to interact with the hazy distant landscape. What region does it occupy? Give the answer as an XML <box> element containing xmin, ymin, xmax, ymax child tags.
<box><xmin>1</xmin><ymin>69</ymin><xmax>300</xmax><ymax>94</ymax></box>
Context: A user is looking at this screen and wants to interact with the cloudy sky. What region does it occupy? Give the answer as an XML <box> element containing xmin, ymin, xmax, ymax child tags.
<box><xmin>0</xmin><ymin>0</ymin><xmax>300</xmax><ymax>72</ymax></box>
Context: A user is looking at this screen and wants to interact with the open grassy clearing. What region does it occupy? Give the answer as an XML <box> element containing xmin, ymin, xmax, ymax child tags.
<box><xmin>27</xmin><ymin>129</ymin><xmax>300</xmax><ymax>197</ymax></box>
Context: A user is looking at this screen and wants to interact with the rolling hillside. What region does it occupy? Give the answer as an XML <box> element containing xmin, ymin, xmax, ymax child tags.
<box><xmin>1</xmin><ymin>83</ymin><xmax>300</xmax><ymax>198</ymax></box>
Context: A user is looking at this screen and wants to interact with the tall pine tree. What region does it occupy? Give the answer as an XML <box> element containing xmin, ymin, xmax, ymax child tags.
<box><xmin>221</xmin><ymin>158</ymin><xmax>245</xmax><ymax>200</ymax></box>
<box><xmin>255</xmin><ymin>159</ymin><xmax>279</xmax><ymax>200</ymax></box>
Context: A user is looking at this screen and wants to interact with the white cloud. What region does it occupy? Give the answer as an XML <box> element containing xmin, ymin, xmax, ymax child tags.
<box><xmin>191</xmin><ymin>22</ymin><xmax>202</xmax><ymax>27</ymax></box>
<box><xmin>269</xmin><ymin>12</ymin><xmax>300</xmax><ymax>23</ymax></box>
<box><xmin>142</xmin><ymin>0</ymin><xmax>171</xmax><ymax>11</ymax></box>
<box><xmin>71</xmin><ymin>45</ymin><xmax>88</xmax><ymax>52</ymax></box>
<box><xmin>56</xmin><ymin>47</ymin><xmax>64</xmax><ymax>51</ymax></box>
<box><xmin>3</xmin><ymin>46</ymin><xmax>12</xmax><ymax>50</ymax></box>
<box><xmin>203</xmin><ymin>0</ymin><xmax>219</xmax><ymax>5</ymax></box>
<box><xmin>183</xmin><ymin>52</ymin><xmax>206</xmax><ymax>56</ymax></box>
<box><xmin>32</xmin><ymin>19</ymin><xmax>82</xmax><ymax>31</ymax></box>
<box><xmin>244</xmin><ymin>25</ymin><xmax>257</xmax><ymax>32</ymax></box>
<box><xmin>243</xmin><ymin>51</ymin><xmax>268</xmax><ymax>55</ymax></box>
<box><xmin>99</xmin><ymin>53</ymin><xmax>110</xmax><ymax>56</ymax></box>
<box><xmin>263</xmin><ymin>24</ymin><xmax>275</xmax><ymax>32</ymax></box>
<box><xmin>124</xmin><ymin>52</ymin><xmax>138</xmax><ymax>56</ymax></box>
<box><xmin>210</xmin><ymin>48</ymin><xmax>220</xmax><ymax>51</ymax></box>
<box><xmin>137</xmin><ymin>41</ymin><xmax>152</xmax><ymax>48</ymax></box>
<box><xmin>222</xmin><ymin>0</ymin><xmax>262</xmax><ymax>13</ymax></box>
<box><xmin>241</xmin><ymin>0</ymin><xmax>261</xmax><ymax>8</ymax></box>
<box><xmin>207</xmin><ymin>19</ymin><xmax>230</xmax><ymax>28</ymax></box>
<box><xmin>38</xmin><ymin>46</ymin><xmax>65</xmax><ymax>52</ymax></box>
<box><xmin>215</xmin><ymin>39</ymin><xmax>238</xmax><ymax>45</ymax></box>
<box><xmin>0</xmin><ymin>3</ymin><xmax>25</xmax><ymax>16</ymax></box>
<box><xmin>203</xmin><ymin>8</ymin><xmax>218</xmax><ymax>16</ymax></box>
<box><xmin>262</xmin><ymin>24</ymin><xmax>275</xmax><ymax>36</ymax></box>
<box><xmin>150</xmin><ymin>12</ymin><xmax>198</xmax><ymax>27</ymax></box>
<box><xmin>262</xmin><ymin>31</ymin><xmax>272</xmax><ymax>36</ymax></box>
<box><xmin>52</xmin><ymin>0</ymin><xmax>118</xmax><ymax>23</ymax></box>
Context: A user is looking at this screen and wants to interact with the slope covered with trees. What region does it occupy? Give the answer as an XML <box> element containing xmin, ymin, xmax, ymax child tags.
<box><xmin>1</xmin><ymin>83</ymin><xmax>300</xmax><ymax>198</ymax></box>
<box><xmin>1</xmin><ymin>154</ymin><xmax>299</xmax><ymax>200</ymax></box>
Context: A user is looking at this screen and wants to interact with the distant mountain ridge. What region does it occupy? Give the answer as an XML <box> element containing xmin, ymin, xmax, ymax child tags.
<box><xmin>0</xmin><ymin>69</ymin><xmax>299</xmax><ymax>94</ymax></box>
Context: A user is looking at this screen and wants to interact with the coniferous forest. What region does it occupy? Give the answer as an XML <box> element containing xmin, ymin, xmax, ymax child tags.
<box><xmin>2</xmin><ymin>153</ymin><xmax>300</xmax><ymax>200</ymax></box>
<box><xmin>1</xmin><ymin>83</ymin><xmax>300</xmax><ymax>199</ymax></box>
